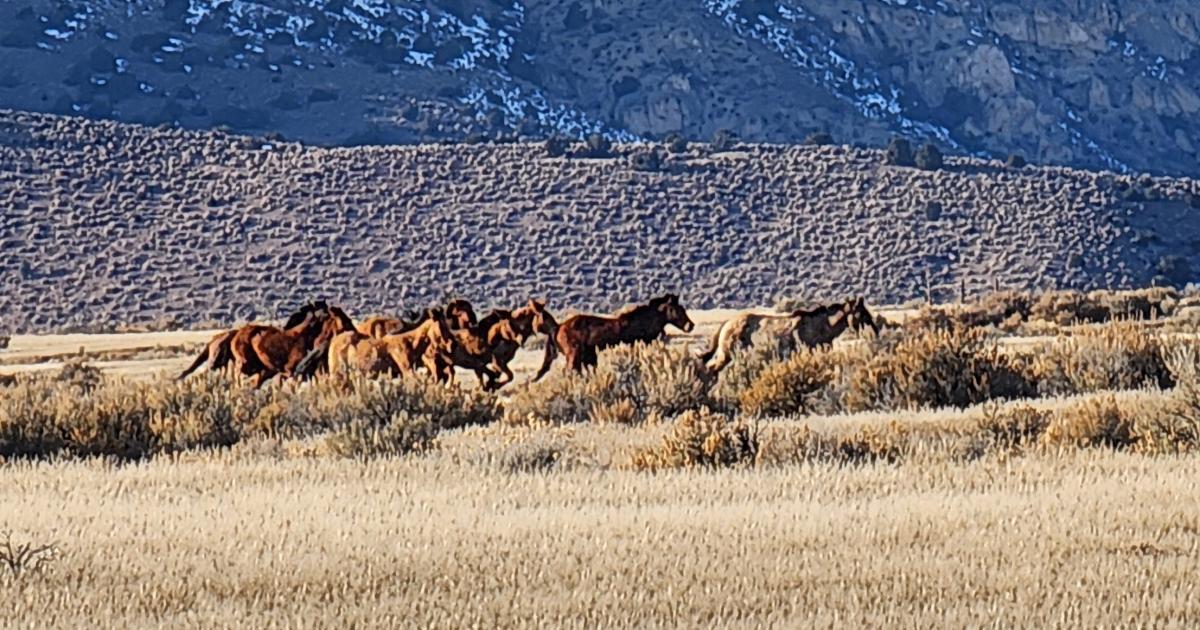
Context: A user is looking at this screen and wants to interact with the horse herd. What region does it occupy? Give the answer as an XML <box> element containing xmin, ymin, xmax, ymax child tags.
<box><xmin>178</xmin><ymin>294</ymin><xmax>880</xmax><ymax>390</ymax></box>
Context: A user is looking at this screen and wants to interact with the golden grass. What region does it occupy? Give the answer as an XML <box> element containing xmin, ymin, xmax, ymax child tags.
<box><xmin>4</xmin><ymin>314</ymin><xmax>1200</xmax><ymax>626</ymax></box>
<box><xmin>1</xmin><ymin>446</ymin><xmax>1198</xmax><ymax>627</ymax></box>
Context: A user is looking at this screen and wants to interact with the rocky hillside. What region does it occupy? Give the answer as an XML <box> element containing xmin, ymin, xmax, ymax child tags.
<box><xmin>1</xmin><ymin>110</ymin><xmax>1197</xmax><ymax>332</ymax></box>
<box><xmin>1</xmin><ymin>1</ymin><xmax>1199</xmax><ymax>175</ymax></box>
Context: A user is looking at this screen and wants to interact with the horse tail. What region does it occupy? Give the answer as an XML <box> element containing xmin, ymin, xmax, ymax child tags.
<box><xmin>532</xmin><ymin>324</ymin><xmax>560</xmax><ymax>383</ymax></box>
<box><xmin>696</xmin><ymin>324</ymin><xmax>722</xmax><ymax>363</ymax></box>
<box><xmin>294</xmin><ymin>340</ymin><xmax>330</xmax><ymax>379</ymax></box>
<box><xmin>178</xmin><ymin>330</ymin><xmax>233</xmax><ymax>380</ymax></box>
<box><xmin>177</xmin><ymin>345</ymin><xmax>210</xmax><ymax>380</ymax></box>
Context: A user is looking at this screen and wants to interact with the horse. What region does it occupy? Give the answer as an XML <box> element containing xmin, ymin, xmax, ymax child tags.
<box><xmin>438</xmin><ymin>299</ymin><xmax>557</xmax><ymax>390</ymax></box>
<box><xmin>292</xmin><ymin>305</ymin><xmax>361</xmax><ymax>379</ymax></box>
<box><xmin>699</xmin><ymin>297</ymin><xmax>879</xmax><ymax>375</ymax></box>
<box><xmin>177</xmin><ymin>301</ymin><xmax>327</xmax><ymax>380</ymax></box>
<box><xmin>314</xmin><ymin>307</ymin><xmax>459</xmax><ymax>379</ymax></box>
<box><xmin>357</xmin><ymin>298</ymin><xmax>477</xmax><ymax>338</ymax></box>
<box><xmin>533</xmin><ymin>294</ymin><xmax>694</xmax><ymax>380</ymax></box>
<box><xmin>228</xmin><ymin>307</ymin><xmax>332</xmax><ymax>387</ymax></box>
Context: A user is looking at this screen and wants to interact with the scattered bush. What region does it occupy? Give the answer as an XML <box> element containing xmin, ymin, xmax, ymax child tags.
<box><xmin>914</xmin><ymin>143</ymin><xmax>944</xmax><ymax>170</ymax></box>
<box><xmin>971</xmin><ymin>403</ymin><xmax>1051</xmax><ymax>455</ymax></box>
<box><xmin>804</xmin><ymin>131</ymin><xmax>834</xmax><ymax>146</ymax></box>
<box><xmin>543</xmin><ymin>135</ymin><xmax>570</xmax><ymax>158</ymax></box>
<box><xmin>0</xmin><ymin>368</ymin><xmax>498</xmax><ymax>461</ymax></box>
<box><xmin>630</xmin><ymin>149</ymin><xmax>662</xmax><ymax>172</ymax></box>
<box><xmin>579</xmin><ymin>133</ymin><xmax>612</xmax><ymax>158</ymax></box>
<box><xmin>841</xmin><ymin>327</ymin><xmax>1035</xmax><ymax>412</ymax></box>
<box><xmin>629</xmin><ymin>408</ymin><xmax>758</xmax><ymax>471</ymax></box>
<box><xmin>738</xmin><ymin>348</ymin><xmax>836</xmax><ymax>418</ymax></box>
<box><xmin>711</xmin><ymin>128</ymin><xmax>737</xmax><ymax>152</ymax></box>
<box><xmin>1041</xmin><ymin>395</ymin><xmax>1137</xmax><ymax>450</ymax></box>
<box><xmin>885</xmin><ymin>137</ymin><xmax>914</xmax><ymax>167</ymax></box>
<box><xmin>1030</xmin><ymin>323</ymin><xmax>1173</xmax><ymax>397</ymax></box>
<box><xmin>503</xmin><ymin>342</ymin><xmax>712</xmax><ymax>426</ymax></box>
<box><xmin>664</xmin><ymin>133</ymin><xmax>688</xmax><ymax>154</ymax></box>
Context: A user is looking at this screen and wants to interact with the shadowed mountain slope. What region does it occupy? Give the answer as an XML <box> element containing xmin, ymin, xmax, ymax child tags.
<box><xmin>1</xmin><ymin>110</ymin><xmax>1198</xmax><ymax>332</ymax></box>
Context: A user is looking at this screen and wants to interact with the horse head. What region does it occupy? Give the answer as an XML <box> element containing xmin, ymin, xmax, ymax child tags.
<box><xmin>445</xmin><ymin>298</ymin><xmax>478</xmax><ymax>330</ymax></box>
<box><xmin>651</xmin><ymin>293</ymin><xmax>695</xmax><ymax>333</ymax></box>
<box><xmin>845</xmin><ymin>297</ymin><xmax>879</xmax><ymax>336</ymax></box>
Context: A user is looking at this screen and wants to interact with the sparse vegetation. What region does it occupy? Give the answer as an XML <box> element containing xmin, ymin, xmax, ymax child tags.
<box><xmin>544</xmin><ymin>135</ymin><xmax>570</xmax><ymax>157</ymax></box>
<box><xmin>711</xmin><ymin>128</ymin><xmax>736</xmax><ymax>152</ymax></box>
<box><xmin>664</xmin><ymin>132</ymin><xmax>688</xmax><ymax>154</ymax></box>
<box><xmin>579</xmin><ymin>133</ymin><xmax>612</xmax><ymax>158</ymax></box>
<box><xmin>885</xmin><ymin>136</ymin><xmax>914</xmax><ymax>166</ymax></box>
<box><xmin>914</xmin><ymin>142</ymin><xmax>944</xmax><ymax>170</ymax></box>
<box><xmin>804</xmin><ymin>131</ymin><xmax>834</xmax><ymax>146</ymax></box>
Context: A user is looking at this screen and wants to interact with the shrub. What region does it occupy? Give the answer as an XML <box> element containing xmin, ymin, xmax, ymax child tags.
<box><xmin>1005</xmin><ymin>153</ymin><xmax>1027</xmax><ymax>168</ymax></box>
<box><xmin>738</xmin><ymin>348</ymin><xmax>836</xmax><ymax>418</ymax></box>
<box><xmin>321</xmin><ymin>411</ymin><xmax>438</xmax><ymax>459</ymax></box>
<box><xmin>503</xmin><ymin>342</ymin><xmax>712</xmax><ymax>425</ymax></box>
<box><xmin>804</xmin><ymin>131</ymin><xmax>834</xmax><ymax>146</ymax></box>
<box><xmin>544</xmin><ymin>135</ymin><xmax>570</xmax><ymax>158</ymax></box>
<box><xmin>841</xmin><ymin>326</ymin><xmax>1035</xmax><ymax>412</ymax></box>
<box><xmin>971</xmin><ymin>403</ymin><xmax>1050</xmax><ymax>455</ymax></box>
<box><xmin>711</xmin><ymin>128</ymin><xmax>736</xmax><ymax>152</ymax></box>
<box><xmin>630</xmin><ymin>149</ymin><xmax>662</xmax><ymax>172</ymax></box>
<box><xmin>1030</xmin><ymin>322</ymin><xmax>1172</xmax><ymax>397</ymax></box>
<box><xmin>580</xmin><ymin>133</ymin><xmax>611</xmax><ymax>158</ymax></box>
<box><xmin>1041</xmin><ymin>395</ymin><xmax>1137</xmax><ymax>450</ymax></box>
<box><xmin>914</xmin><ymin>143</ymin><xmax>944</xmax><ymax>170</ymax></box>
<box><xmin>628</xmin><ymin>408</ymin><xmax>758</xmax><ymax>471</ymax></box>
<box><xmin>0</xmin><ymin>368</ymin><xmax>498</xmax><ymax>461</ymax></box>
<box><xmin>664</xmin><ymin>133</ymin><xmax>688</xmax><ymax>154</ymax></box>
<box><xmin>885</xmin><ymin>137</ymin><xmax>914</xmax><ymax>166</ymax></box>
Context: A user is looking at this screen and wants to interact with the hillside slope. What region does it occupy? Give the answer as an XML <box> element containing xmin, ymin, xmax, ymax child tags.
<box><xmin>2</xmin><ymin>110</ymin><xmax>1197</xmax><ymax>332</ymax></box>
<box><xmin>0</xmin><ymin>1</ymin><xmax>1198</xmax><ymax>174</ymax></box>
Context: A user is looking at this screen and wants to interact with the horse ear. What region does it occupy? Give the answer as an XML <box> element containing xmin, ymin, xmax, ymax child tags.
<box><xmin>668</xmin><ymin>293</ymin><xmax>680</xmax><ymax>304</ymax></box>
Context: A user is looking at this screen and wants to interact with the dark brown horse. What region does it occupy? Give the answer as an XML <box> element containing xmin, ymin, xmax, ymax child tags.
<box><xmin>700</xmin><ymin>297</ymin><xmax>880</xmax><ymax>374</ymax></box>
<box><xmin>178</xmin><ymin>301</ymin><xmax>327</xmax><ymax>380</ymax></box>
<box><xmin>533</xmin><ymin>294</ymin><xmax>694</xmax><ymax>380</ymax></box>
<box><xmin>357</xmin><ymin>299</ymin><xmax>476</xmax><ymax>338</ymax></box>
<box><xmin>438</xmin><ymin>299</ymin><xmax>557</xmax><ymax>390</ymax></box>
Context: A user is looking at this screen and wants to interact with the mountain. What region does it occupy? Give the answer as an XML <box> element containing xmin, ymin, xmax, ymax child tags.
<box><xmin>2</xmin><ymin>110</ymin><xmax>1197</xmax><ymax>332</ymax></box>
<box><xmin>2</xmin><ymin>1</ymin><xmax>1199</xmax><ymax>175</ymax></box>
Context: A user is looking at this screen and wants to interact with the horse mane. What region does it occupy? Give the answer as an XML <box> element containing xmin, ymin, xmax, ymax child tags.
<box><xmin>476</xmin><ymin>309</ymin><xmax>512</xmax><ymax>334</ymax></box>
<box><xmin>283</xmin><ymin>305</ymin><xmax>314</xmax><ymax>329</ymax></box>
<box><xmin>328</xmin><ymin>306</ymin><xmax>355</xmax><ymax>332</ymax></box>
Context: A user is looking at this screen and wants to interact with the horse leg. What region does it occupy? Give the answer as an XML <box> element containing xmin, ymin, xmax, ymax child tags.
<box><xmin>532</xmin><ymin>337</ymin><xmax>559</xmax><ymax>382</ymax></box>
<box><xmin>582</xmin><ymin>346</ymin><xmax>598</xmax><ymax>370</ymax></box>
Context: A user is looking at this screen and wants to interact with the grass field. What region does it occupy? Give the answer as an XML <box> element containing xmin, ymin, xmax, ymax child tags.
<box><xmin>3</xmin><ymin>296</ymin><xmax>1200</xmax><ymax>627</ymax></box>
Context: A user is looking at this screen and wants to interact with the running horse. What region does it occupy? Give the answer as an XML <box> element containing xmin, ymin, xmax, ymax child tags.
<box><xmin>533</xmin><ymin>294</ymin><xmax>694</xmax><ymax>380</ymax></box>
<box><xmin>698</xmin><ymin>297</ymin><xmax>879</xmax><ymax>375</ymax></box>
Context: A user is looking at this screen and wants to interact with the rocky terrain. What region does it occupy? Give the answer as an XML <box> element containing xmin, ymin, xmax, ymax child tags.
<box><xmin>1</xmin><ymin>110</ymin><xmax>1198</xmax><ymax>332</ymax></box>
<box><xmin>1</xmin><ymin>1</ymin><xmax>1199</xmax><ymax>174</ymax></box>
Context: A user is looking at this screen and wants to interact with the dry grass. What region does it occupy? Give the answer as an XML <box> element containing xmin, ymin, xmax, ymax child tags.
<box><xmin>4</xmin><ymin>315</ymin><xmax>1200</xmax><ymax>625</ymax></box>
<box><xmin>1</xmin><ymin>448</ymin><xmax>1197</xmax><ymax>627</ymax></box>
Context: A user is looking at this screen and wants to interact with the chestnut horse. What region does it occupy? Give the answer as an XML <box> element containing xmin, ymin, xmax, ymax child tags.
<box><xmin>699</xmin><ymin>297</ymin><xmax>879</xmax><ymax>374</ymax></box>
<box><xmin>533</xmin><ymin>294</ymin><xmax>694</xmax><ymax>380</ymax></box>
<box><xmin>438</xmin><ymin>299</ymin><xmax>557</xmax><ymax>390</ymax></box>
<box><xmin>229</xmin><ymin>307</ymin><xmax>332</xmax><ymax>387</ymax></box>
<box><xmin>178</xmin><ymin>301</ymin><xmax>327</xmax><ymax>380</ymax></box>
<box><xmin>357</xmin><ymin>298</ymin><xmax>477</xmax><ymax>338</ymax></box>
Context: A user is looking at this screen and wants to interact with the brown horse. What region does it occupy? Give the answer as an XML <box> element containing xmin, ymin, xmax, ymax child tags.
<box><xmin>699</xmin><ymin>297</ymin><xmax>879</xmax><ymax>374</ymax></box>
<box><xmin>533</xmin><ymin>294</ymin><xmax>694</xmax><ymax>380</ymax></box>
<box><xmin>438</xmin><ymin>299</ymin><xmax>557</xmax><ymax>390</ymax></box>
<box><xmin>357</xmin><ymin>298</ymin><xmax>477</xmax><ymax>338</ymax></box>
<box><xmin>229</xmin><ymin>307</ymin><xmax>332</xmax><ymax>387</ymax></box>
<box><xmin>319</xmin><ymin>307</ymin><xmax>459</xmax><ymax>379</ymax></box>
<box><xmin>178</xmin><ymin>301</ymin><xmax>327</xmax><ymax>380</ymax></box>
